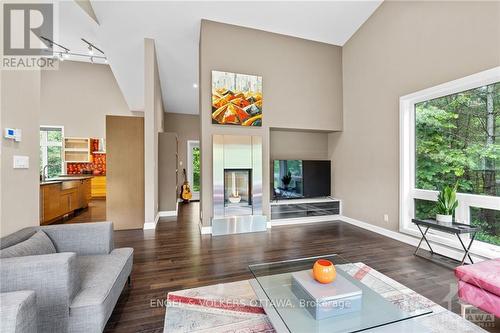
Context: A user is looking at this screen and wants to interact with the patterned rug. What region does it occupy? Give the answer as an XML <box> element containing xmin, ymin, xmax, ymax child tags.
<box><xmin>163</xmin><ymin>263</ymin><xmax>487</xmax><ymax>333</ymax></box>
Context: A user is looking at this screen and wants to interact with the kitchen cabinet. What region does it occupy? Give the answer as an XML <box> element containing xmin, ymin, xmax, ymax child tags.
<box><xmin>91</xmin><ymin>176</ymin><xmax>106</xmax><ymax>198</ymax></box>
<box><xmin>40</xmin><ymin>178</ymin><xmax>91</xmax><ymax>225</ymax></box>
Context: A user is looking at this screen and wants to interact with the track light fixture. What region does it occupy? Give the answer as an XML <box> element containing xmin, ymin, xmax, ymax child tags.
<box><xmin>39</xmin><ymin>36</ymin><xmax>107</xmax><ymax>64</ymax></box>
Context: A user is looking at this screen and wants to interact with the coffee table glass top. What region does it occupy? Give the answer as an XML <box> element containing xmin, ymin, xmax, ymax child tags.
<box><xmin>249</xmin><ymin>254</ymin><xmax>432</xmax><ymax>333</ymax></box>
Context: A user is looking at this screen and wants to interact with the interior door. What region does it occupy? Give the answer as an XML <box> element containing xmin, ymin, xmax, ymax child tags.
<box><xmin>106</xmin><ymin>116</ymin><xmax>145</xmax><ymax>230</ymax></box>
<box><xmin>187</xmin><ymin>140</ymin><xmax>200</xmax><ymax>201</ymax></box>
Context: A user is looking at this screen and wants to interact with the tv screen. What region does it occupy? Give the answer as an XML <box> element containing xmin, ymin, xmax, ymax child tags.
<box><xmin>273</xmin><ymin>160</ymin><xmax>303</xmax><ymax>198</ymax></box>
<box><xmin>303</xmin><ymin>160</ymin><xmax>331</xmax><ymax>197</ymax></box>
<box><xmin>273</xmin><ymin>160</ymin><xmax>331</xmax><ymax>199</ymax></box>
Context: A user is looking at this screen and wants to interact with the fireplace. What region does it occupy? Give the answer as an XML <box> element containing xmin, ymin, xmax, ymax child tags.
<box><xmin>212</xmin><ymin>134</ymin><xmax>267</xmax><ymax>236</ymax></box>
<box><xmin>224</xmin><ymin>169</ymin><xmax>252</xmax><ymax>216</ymax></box>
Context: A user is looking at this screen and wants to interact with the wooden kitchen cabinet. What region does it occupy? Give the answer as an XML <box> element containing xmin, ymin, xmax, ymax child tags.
<box><xmin>40</xmin><ymin>178</ymin><xmax>92</xmax><ymax>225</ymax></box>
<box><xmin>91</xmin><ymin>176</ymin><xmax>106</xmax><ymax>198</ymax></box>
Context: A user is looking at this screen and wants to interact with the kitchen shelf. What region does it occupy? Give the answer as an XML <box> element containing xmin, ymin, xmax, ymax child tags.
<box><xmin>64</xmin><ymin>137</ymin><xmax>90</xmax><ymax>163</ymax></box>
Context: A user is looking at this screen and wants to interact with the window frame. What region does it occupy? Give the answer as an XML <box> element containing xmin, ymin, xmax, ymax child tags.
<box><xmin>399</xmin><ymin>67</ymin><xmax>500</xmax><ymax>258</ymax></box>
<box><xmin>40</xmin><ymin>125</ymin><xmax>64</xmax><ymax>177</ymax></box>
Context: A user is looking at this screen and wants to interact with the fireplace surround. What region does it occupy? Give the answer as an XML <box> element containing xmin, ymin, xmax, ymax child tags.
<box><xmin>212</xmin><ymin>135</ymin><xmax>267</xmax><ymax>235</ymax></box>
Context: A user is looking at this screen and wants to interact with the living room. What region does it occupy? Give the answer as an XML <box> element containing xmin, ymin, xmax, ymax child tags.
<box><xmin>1</xmin><ymin>1</ymin><xmax>499</xmax><ymax>333</ymax></box>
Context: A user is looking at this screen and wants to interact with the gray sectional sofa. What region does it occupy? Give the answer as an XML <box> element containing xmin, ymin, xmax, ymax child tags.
<box><xmin>0</xmin><ymin>222</ymin><xmax>133</xmax><ymax>333</ymax></box>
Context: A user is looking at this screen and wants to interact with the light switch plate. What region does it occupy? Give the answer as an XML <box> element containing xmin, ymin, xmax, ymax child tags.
<box><xmin>13</xmin><ymin>155</ymin><xmax>29</xmax><ymax>169</ymax></box>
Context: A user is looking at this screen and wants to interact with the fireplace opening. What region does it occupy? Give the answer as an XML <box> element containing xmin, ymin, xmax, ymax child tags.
<box><xmin>224</xmin><ymin>169</ymin><xmax>252</xmax><ymax>216</ymax></box>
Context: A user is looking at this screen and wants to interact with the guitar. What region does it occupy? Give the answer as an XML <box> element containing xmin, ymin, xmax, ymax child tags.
<box><xmin>180</xmin><ymin>168</ymin><xmax>192</xmax><ymax>202</ymax></box>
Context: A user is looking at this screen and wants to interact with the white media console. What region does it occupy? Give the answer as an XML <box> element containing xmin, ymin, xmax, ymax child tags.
<box><xmin>270</xmin><ymin>197</ymin><xmax>342</xmax><ymax>226</ymax></box>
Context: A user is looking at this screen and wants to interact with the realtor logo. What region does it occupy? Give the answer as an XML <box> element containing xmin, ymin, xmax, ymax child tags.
<box><xmin>3</xmin><ymin>3</ymin><xmax>53</xmax><ymax>56</ymax></box>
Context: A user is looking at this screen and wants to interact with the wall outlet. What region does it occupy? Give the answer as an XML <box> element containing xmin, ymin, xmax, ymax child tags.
<box><xmin>383</xmin><ymin>214</ymin><xmax>389</xmax><ymax>223</ymax></box>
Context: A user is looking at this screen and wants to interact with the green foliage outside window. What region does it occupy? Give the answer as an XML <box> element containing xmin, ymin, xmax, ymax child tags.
<box><xmin>415</xmin><ymin>82</ymin><xmax>499</xmax><ymax>245</ymax></box>
<box><xmin>192</xmin><ymin>147</ymin><xmax>200</xmax><ymax>192</ymax></box>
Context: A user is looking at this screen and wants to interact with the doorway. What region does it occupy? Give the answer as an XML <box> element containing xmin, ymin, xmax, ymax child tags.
<box><xmin>187</xmin><ymin>140</ymin><xmax>200</xmax><ymax>201</ymax></box>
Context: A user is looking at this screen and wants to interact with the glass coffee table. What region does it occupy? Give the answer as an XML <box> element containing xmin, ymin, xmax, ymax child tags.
<box><xmin>249</xmin><ymin>254</ymin><xmax>432</xmax><ymax>333</ymax></box>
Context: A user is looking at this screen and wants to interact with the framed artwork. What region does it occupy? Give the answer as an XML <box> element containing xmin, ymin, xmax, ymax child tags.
<box><xmin>211</xmin><ymin>70</ymin><xmax>262</xmax><ymax>126</ymax></box>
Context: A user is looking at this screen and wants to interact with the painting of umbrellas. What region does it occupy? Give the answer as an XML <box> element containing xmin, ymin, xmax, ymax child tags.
<box><xmin>211</xmin><ymin>71</ymin><xmax>263</xmax><ymax>126</ymax></box>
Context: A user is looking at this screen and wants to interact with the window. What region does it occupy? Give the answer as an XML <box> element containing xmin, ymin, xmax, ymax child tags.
<box><xmin>187</xmin><ymin>141</ymin><xmax>200</xmax><ymax>200</ymax></box>
<box><xmin>192</xmin><ymin>146</ymin><xmax>200</xmax><ymax>192</ymax></box>
<box><xmin>400</xmin><ymin>67</ymin><xmax>500</xmax><ymax>256</ymax></box>
<box><xmin>40</xmin><ymin>126</ymin><xmax>63</xmax><ymax>178</ymax></box>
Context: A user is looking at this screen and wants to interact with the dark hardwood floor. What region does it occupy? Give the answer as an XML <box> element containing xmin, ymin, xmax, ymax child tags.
<box><xmin>104</xmin><ymin>202</ymin><xmax>498</xmax><ymax>333</ymax></box>
<box><xmin>53</xmin><ymin>199</ymin><xmax>107</xmax><ymax>224</ymax></box>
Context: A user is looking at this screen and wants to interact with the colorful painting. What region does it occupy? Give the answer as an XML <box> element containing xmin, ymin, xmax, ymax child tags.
<box><xmin>211</xmin><ymin>71</ymin><xmax>262</xmax><ymax>126</ymax></box>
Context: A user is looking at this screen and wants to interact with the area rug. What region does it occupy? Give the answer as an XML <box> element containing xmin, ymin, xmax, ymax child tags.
<box><xmin>163</xmin><ymin>262</ymin><xmax>487</xmax><ymax>333</ymax></box>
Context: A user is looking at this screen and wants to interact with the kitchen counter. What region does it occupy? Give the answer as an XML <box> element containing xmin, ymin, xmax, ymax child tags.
<box><xmin>40</xmin><ymin>175</ymin><xmax>93</xmax><ymax>186</ymax></box>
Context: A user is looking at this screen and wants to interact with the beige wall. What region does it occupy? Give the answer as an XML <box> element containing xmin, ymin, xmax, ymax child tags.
<box><xmin>144</xmin><ymin>38</ymin><xmax>165</xmax><ymax>224</ymax></box>
<box><xmin>164</xmin><ymin>113</ymin><xmax>200</xmax><ymax>188</ymax></box>
<box><xmin>270</xmin><ymin>129</ymin><xmax>329</xmax><ymax>160</ymax></box>
<box><xmin>200</xmin><ymin>20</ymin><xmax>343</xmax><ymax>226</ymax></box>
<box><xmin>0</xmin><ymin>70</ymin><xmax>41</xmax><ymax>237</ymax></box>
<box><xmin>41</xmin><ymin>60</ymin><xmax>133</xmax><ymax>138</ymax></box>
<box><xmin>330</xmin><ymin>1</ymin><xmax>500</xmax><ymax>231</ymax></box>
<box><xmin>159</xmin><ymin>132</ymin><xmax>178</xmax><ymax>211</ymax></box>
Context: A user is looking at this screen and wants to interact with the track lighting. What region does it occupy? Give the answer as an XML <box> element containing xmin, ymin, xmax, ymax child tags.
<box><xmin>59</xmin><ymin>52</ymin><xmax>64</xmax><ymax>61</ymax></box>
<box><xmin>63</xmin><ymin>50</ymin><xmax>70</xmax><ymax>59</ymax></box>
<box><xmin>104</xmin><ymin>58</ymin><xmax>108</xmax><ymax>64</ymax></box>
<box><xmin>88</xmin><ymin>45</ymin><xmax>94</xmax><ymax>55</ymax></box>
<box><xmin>90</xmin><ymin>56</ymin><xmax>94</xmax><ymax>63</ymax></box>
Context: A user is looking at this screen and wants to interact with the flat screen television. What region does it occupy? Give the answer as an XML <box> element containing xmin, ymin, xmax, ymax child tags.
<box><xmin>273</xmin><ymin>160</ymin><xmax>331</xmax><ymax>199</ymax></box>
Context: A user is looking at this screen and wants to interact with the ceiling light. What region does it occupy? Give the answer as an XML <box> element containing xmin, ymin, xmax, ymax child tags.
<box><xmin>62</xmin><ymin>51</ymin><xmax>69</xmax><ymax>59</ymax></box>
<box><xmin>192</xmin><ymin>83</ymin><xmax>198</xmax><ymax>88</ymax></box>
<box><xmin>104</xmin><ymin>58</ymin><xmax>108</xmax><ymax>64</ymax></box>
<box><xmin>90</xmin><ymin>56</ymin><xmax>94</xmax><ymax>63</ymax></box>
<box><xmin>59</xmin><ymin>52</ymin><xmax>64</xmax><ymax>61</ymax></box>
<box><xmin>88</xmin><ymin>45</ymin><xmax>93</xmax><ymax>55</ymax></box>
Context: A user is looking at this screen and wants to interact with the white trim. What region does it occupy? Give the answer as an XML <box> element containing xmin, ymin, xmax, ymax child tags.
<box><xmin>271</xmin><ymin>215</ymin><xmax>341</xmax><ymax>227</ymax></box>
<box><xmin>400</xmin><ymin>66</ymin><xmax>500</xmax><ymax>251</ymax></box>
<box><xmin>339</xmin><ymin>216</ymin><xmax>488</xmax><ymax>263</ymax></box>
<box><xmin>143</xmin><ymin>213</ymin><xmax>160</xmax><ymax>230</ymax></box>
<box><xmin>158</xmin><ymin>210</ymin><xmax>177</xmax><ymax>217</ymax></box>
<box><xmin>199</xmin><ymin>221</ymin><xmax>212</xmax><ymax>234</ymax></box>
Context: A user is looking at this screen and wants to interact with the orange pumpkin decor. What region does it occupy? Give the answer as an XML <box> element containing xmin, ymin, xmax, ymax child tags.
<box><xmin>312</xmin><ymin>259</ymin><xmax>336</xmax><ymax>284</ymax></box>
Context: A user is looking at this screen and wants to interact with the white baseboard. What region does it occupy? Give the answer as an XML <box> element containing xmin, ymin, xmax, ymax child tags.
<box><xmin>158</xmin><ymin>210</ymin><xmax>177</xmax><ymax>217</ymax></box>
<box><xmin>271</xmin><ymin>215</ymin><xmax>340</xmax><ymax>227</ymax></box>
<box><xmin>339</xmin><ymin>215</ymin><xmax>487</xmax><ymax>263</ymax></box>
<box><xmin>199</xmin><ymin>222</ymin><xmax>212</xmax><ymax>234</ymax></box>
<box><xmin>143</xmin><ymin>213</ymin><xmax>160</xmax><ymax>230</ymax></box>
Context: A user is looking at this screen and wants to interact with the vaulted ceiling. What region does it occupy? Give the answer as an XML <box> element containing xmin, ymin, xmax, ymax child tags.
<box><xmin>59</xmin><ymin>1</ymin><xmax>382</xmax><ymax>114</ymax></box>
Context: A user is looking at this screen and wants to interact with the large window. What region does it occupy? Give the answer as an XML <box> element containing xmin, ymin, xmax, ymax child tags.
<box><xmin>400</xmin><ymin>68</ymin><xmax>500</xmax><ymax>256</ymax></box>
<box><xmin>40</xmin><ymin>126</ymin><xmax>63</xmax><ymax>178</ymax></box>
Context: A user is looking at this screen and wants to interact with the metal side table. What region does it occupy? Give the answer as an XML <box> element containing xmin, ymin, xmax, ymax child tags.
<box><xmin>412</xmin><ymin>219</ymin><xmax>480</xmax><ymax>265</ymax></box>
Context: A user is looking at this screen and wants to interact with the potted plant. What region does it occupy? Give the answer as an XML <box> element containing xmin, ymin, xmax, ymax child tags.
<box><xmin>435</xmin><ymin>183</ymin><xmax>458</xmax><ymax>223</ymax></box>
<box><xmin>281</xmin><ymin>171</ymin><xmax>292</xmax><ymax>190</ymax></box>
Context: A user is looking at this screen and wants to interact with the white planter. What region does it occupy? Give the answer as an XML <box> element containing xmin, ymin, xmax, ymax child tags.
<box><xmin>436</xmin><ymin>214</ymin><xmax>453</xmax><ymax>223</ymax></box>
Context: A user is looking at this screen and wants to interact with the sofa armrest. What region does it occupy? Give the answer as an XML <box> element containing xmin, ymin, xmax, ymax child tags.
<box><xmin>0</xmin><ymin>253</ymin><xmax>80</xmax><ymax>302</ymax></box>
<box><xmin>41</xmin><ymin>221</ymin><xmax>113</xmax><ymax>255</ymax></box>
<box><xmin>0</xmin><ymin>291</ymin><xmax>37</xmax><ymax>333</ymax></box>
<box><xmin>0</xmin><ymin>253</ymin><xmax>80</xmax><ymax>332</ymax></box>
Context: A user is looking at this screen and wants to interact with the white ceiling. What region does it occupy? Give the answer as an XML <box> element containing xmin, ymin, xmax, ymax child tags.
<box><xmin>59</xmin><ymin>1</ymin><xmax>382</xmax><ymax>113</ymax></box>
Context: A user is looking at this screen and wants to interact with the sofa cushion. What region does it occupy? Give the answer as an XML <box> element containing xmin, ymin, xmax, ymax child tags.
<box><xmin>458</xmin><ymin>280</ymin><xmax>500</xmax><ymax>317</ymax></box>
<box><xmin>69</xmin><ymin>248</ymin><xmax>133</xmax><ymax>333</ymax></box>
<box><xmin>0</xmin><ymin>230</ymin><xmax>56</xmax><ymax>258</ymax></box>
<box><xmin>454</xmin><ymin>258</ymin><xmax>500</xmax><ymax>297</ymax></box>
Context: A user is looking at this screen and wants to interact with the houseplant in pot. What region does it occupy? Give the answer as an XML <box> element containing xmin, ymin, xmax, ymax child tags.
<box><xmin>435</xmin><ymin>183</ymin><xmax>458</xmax><ymax>223</ymax></box>
<box><xmin>281</xmin><ymin>171</ymin><xmax>292</xmax><ymax>191</ymax></box>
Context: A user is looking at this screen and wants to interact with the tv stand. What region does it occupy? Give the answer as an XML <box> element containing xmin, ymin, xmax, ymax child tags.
<box><xmin>270</xmin><ymin>197</ymin><xmax>341</xmax><ymax>223</ymax></box>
